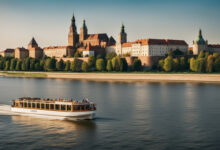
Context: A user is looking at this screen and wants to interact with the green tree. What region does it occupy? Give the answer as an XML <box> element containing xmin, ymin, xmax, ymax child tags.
<box><xmin>168</xmin><ymin>50</ymin><xmax>173</xmax><ymax>57</ymax></box>
<box><xmin>45</xmin><ymin>58</ymin><xmax>56</xmax><ymax>71</ymax></box>
<box><xmin>64</xmin><ymin>60</ymin><xmax>71</xmax><ymax>71</ymax></box>
<box><xmin>195</xmin><ymin>58</ymin><xmax>206</xmax><ymax>72</ymax></box>
<box><xmin>198</xmin><ymin>51</ymin><xmax>205</xmax><ymax>59</ymax></box>
<box><xmin>21</xmin><ymin>60</ymin><xmax>26</xmax><ymax>71</ymax></box>
<box><xmin>40</xmin><ymin>59</ymin><xmax>45</xmax><ymax>71</ymax></box>
<box><xmin>163</xmin><ymin>56</ymin><xmax>173</xmax><ymax>72</ymax></box>
<box><xmin>74</xmin><ymin>51</ymin><xmax>82</xmax><ymax>57</ymax></box>
<box><xmin>96</xmin><ymin>58</ymin><xmax>105</xmax><ymax>71</ymax></box>
<box><xmin>70</xmin><ymin>58</ymin><xmax>82</xmax><ymax>72</ymax></box>
<box><xmin>15</xmin><ymin>60</ymin><xmax>21</xmax><ymax>71</ymax></box>
<box><xmin>106</xmin><ymin>60</ymin><xmax>113</xmax><ymax>72</ymax></box>
<box><xmin>120</xmin><ymin>58</ymin><xmax>128</xmax><ymax>72</ymax></box>
<box><xmin>81</xmin><ymin>62</ymin><xmax>89</xmax><ymax>72</ymax></box>
<box><xmin>206</xmin><ymin>55</ymin><xmax>214</xmax><ymax>73</ymax></box>
<box><xmin>30</xmin><ymin>59</ymin><xmax>35</xmax><ymax>71</ymax></box>
<box><xmin>0</xmin><ymin>60</ymin><xmax>4</xmax><ymax>70</ymax></box>
<box><xmin>190</xmin><ymin>57</ymin><xmax>196</xmax><ymax>72</ymax></box>
<box><xmin>34</xmin><ymin>62</ymin><xmax>40</xmax><ymax>71</ymax></box>
<box><xmin>188</xmin><ymin>50</ymin><xmax>193</xmax><ymax>55</ymax></box>
<box><xmin>112</xmin><ymin>56</ymin><xmax>121</xmax><ymax>71</ymax></box>
<box><xmin>105</xmin><ymin>52</ymin><xmax>116</xmax><ymax>60</ymax></box>
<box><xmin>158</xmin><ymin>59</ymin><xmax>164</xmax><ymax>71</ymax></box>
<box><xmin>132</xmin><ymin>58</ymin><xmax>142</xmax><ymax>71</ymax></box>
<box><xmin>25</xmin><ymin>58</ymin><xmax>31</xmax><ymax>71</ymax></box>
<box><xmin>180</xmin><ymin>57</ymin><xmax>187</xmax><ymax>71</ymax></box>
<box><xmin>10</xmin><ymin>59</ymin><xmax>16</xmax><ymax>71</ymax></box>
<box><xmin>173</xmin><ymin>49</ymin><xmax>183</xmax><ymax>56</ymax></box>
<box><xmin>88</xmin><ymin>56</ymin><xmax>96</xmax><ymax>69</ymax></box>
<box><xmin>4</xmin><ymin>61</ymin><xmax>10</xmax><ymax>70</ymax></box>
<box><xmin>172</xmin><ymin>58</ymin><xmax>179</xmax><ymax>71</ymax></box>
<box><xmin>214</xmin><ymin>56</ymin><xmax>220</xmax><ymax>72</ymax></box>
<box><xmin>56</xmin><ymin>59</ymin><xmax>65</xmax><ymax>71</ymax></box>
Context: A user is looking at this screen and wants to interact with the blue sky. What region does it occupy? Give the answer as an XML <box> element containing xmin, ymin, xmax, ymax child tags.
<box><xmin>0</xmin><ymin>0</ymin><xmax>220</xmax><ymax>50</ymax></box>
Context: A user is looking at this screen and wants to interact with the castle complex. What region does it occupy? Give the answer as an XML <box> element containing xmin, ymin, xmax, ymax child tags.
<box><xmin>0</xmin><ymin>13</ymin><xmax>220</xmax><ymax>67</ymax></box>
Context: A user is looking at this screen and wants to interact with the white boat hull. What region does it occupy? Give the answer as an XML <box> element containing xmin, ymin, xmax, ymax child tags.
<box><xmin>11</xmin><ymin>107</ymin><xmax>96</xmax><ymax>120</ymax></box>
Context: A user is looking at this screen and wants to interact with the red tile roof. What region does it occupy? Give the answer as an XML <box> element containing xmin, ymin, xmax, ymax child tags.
<box><xmin>43</xmin><ymin>46</ymin><xmax>72</xmax><ymax>50</ymax></box>
<box><xmin>86</xmin><ymin>33</ymin><xmax>109</xmax><ymax>42</ymax></box>
<box><xmin>122</xmin><ymin>39</ymin><xmax>188</xmax><ymax>47</ymax></box>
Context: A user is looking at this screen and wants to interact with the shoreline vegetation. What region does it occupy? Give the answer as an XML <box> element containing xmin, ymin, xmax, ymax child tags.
<box><xmin>1</xmin><ymin>71</ymin><xmax>220</xmax><ymax>83</ymax></box>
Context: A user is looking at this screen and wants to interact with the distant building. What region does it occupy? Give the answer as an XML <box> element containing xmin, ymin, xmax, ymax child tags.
<box><xmin>107</xmin><ymin>25</ymin><xmax>188</xmax><ymax>56</ymax></box>
<box><xmin>0</xmin><ymin>49</ymin><xmax>14</xmax><ymax>57</ymax></box>
<box><xmin>28</xmin><ymin>37</ymin><xmax>43</xmax><ymax>59</ymax></box>
<box><xmin>192</xmin><ymin>29</ymin><xmax>220</xmax><ymax>55</ymax></box>
<box><xmin>15</xmin><ymin>47</ymin><xmax>29</xmax><ymax>59</ymax></box>
<box><xmin>43</xmin><ymin>46</ymin><xmax>74</xmax><ymax>58</ymax></box>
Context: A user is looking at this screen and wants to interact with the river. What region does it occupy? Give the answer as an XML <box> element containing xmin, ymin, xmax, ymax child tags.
<box><xmin>0</xmin><ymin>77</ymin><xmax>220</xmax><ymax>150</ymax></box>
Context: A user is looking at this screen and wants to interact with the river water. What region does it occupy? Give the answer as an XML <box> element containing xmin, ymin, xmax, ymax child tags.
<box><xmin>0</xmin><ymin>77</ymin><xmax>220</xmax><ymax>150</ymax></box>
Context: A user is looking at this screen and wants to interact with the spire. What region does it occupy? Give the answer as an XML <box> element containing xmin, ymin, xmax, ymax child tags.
<box><xmin>71</xmin><ymin>12</ymin><xmax>75</xmax><ymax>26</ymax></box>
<box><xmin>82</xmin><ymin>19</ymin><xmax>87</xmax><ymax>29</ymax></box>
<box><xmin>28</xmin><ymin>37</ymin><xmax>38</xmax><ymax>46</ymax></box>
<box><xmin>121</xmin><ymin>23</ymin><xmax>125</xmax><ymax>33</ymax></box>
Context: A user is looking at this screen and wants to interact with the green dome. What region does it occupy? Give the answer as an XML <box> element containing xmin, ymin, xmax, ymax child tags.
<box><xmin>195</xmin><ymin>29</ymin><xmax>206</xmax><ymax>45</ymax></box>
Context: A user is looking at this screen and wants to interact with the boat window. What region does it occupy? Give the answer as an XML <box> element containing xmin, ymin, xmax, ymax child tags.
<box><xmin>50</xmin><ymin>104</ymin><xmax>54</xmax><ymax>110</ymax></box>
<box><xmin>24</xmin><ymin>102</ymin><xmax>27</xmax><ymax>108</ymax></box>
<box><xmin>67</xmin><ymin>105</ymin><xmax>71</xmax><ymax>111</ymax></box>
<box><xmin>32</xmin><ymin>103</ymin><xmax>36</xmax><ymax>108</ymax></box>
<box><xmin>81</xmin><ymin>106</ymin><xmax>84</xmax><ymax>110</ymax></box>
<box><xmin>74</xmin><ymin>106</ymin><xmax>79</xmax><ymax>110</ymax></box>
<box><xmin>37</xmin><ymin>103</ymin><xmax>40</xmax><ymax>109</ymax></box>
<box><xmin>55</xmin><ymin>104</ymin><xmax>59</xmax><ymax>110</ymax></box>
<box><xmin>41</xmin><ymin>103</ymin><xmax>45</xmax><ymax>109</ymax></box>
<box><xmin>61</xmin><ymin>105</ymin><xmax>66</xmax><ymax>111</ymax></box>
<box><xmin>28</xmin><ymin>103</ymin><xmax>31</xmax><ymax>108</ymax></box>
<box><xmin>46</xmin><ymin>104</ymin><xmax>49</xmax><ymax>110</ymax></box>
<box><xmin>20</xmin><ymin>102</ymin><xmax>23</xmax><ymax>108</ymax></box>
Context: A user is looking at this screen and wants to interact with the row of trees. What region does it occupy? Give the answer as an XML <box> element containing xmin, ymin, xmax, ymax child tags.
<box><xmin>0</xmin><ymin>53</ymin><xmax>143</xmax><ymax>72</ymax></box>
<box><xmin>157</xmin><ymin>50</ymin><xmax>220</xmax><ymax>72</ymax></box>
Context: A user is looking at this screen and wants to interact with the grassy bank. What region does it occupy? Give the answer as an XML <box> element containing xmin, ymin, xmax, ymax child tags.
<box><xmin>0</xmin><ymin>71</ymin><xmax>47</xmax><ymax>78</ymax></box>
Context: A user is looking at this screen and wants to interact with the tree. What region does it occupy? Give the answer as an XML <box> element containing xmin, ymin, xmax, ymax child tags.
<box><xmin>163</xmin><ymin>56</ymin><xmax>173</xmax><ymax>72</ymax></box>
<box><xmin>10</xmin><ymin>59</ymin><xmax>16</xmax><ymax>71</ymax></box>
<box><xmin>173</xmin><ymin>49</ymin><xmax>183</xmax><ymax>56</ymax></box>
<box><xmin>96</xmin><ymin>58</ymin><xmax>105</xmax><ymax>71</ymax></box>
<box><xmin>88</xmin><ymin>56</ymin><xmax>96</xmax><ymax>69</ymax></box>
<box><xmin>198</xmin><ymin>51</ymin><xmax>205</xmax><ymax>59</ymax></box>
<box><xmin>180</xmin><ymin>57</ymin><xmax>187</xmax><ymax>71</ymax></box>
<box><xmin>40</xmin><ymin>59</ymin><xmax>45</xmax><ymax>71</ymax></box>
<box><xmin>45</xmin><ymin>58</ymin><xmax>56</xmax><ymax>71</ymax></box>
<box><xmin>81</xmin><ymin>62</ymin><xmax>89</xmax><ymax>72</ymax></box>
<box><xmin>120</xmin><ymin>58</ymin><xmax>128</xmax><ymax>72</ymax></box>
<box><xmin>132</xmin><ymin>58</ymin><xmax>142</xmax><ymax>71</ymax></box>
<box><xmin>158</xmin><ymin>59</ymin><xmax>164</xmax><ymax>71</ymax></box>
<box><xmin>188</xmin><ymin>50</ymin><xmax>193</xmax><ymax>55</ymax></box>
<box><xmin>4</xmin><ymin>61</ymin><xmax>10</xmax><ymax>70</ymax></box>
<box><xmin>34</xmin><ymin>62</ymin><xmax>40</xmax><ymax>71</ymax></box>
<box><xmin>111</xmin><ymin>56</ymin><xmax>121</xmax><ymax>71</ymax></box>
<box><xmin>105</xmin><ymin>52</ymin><xmax>116</xmax><ymax>60</ymax></box>
<box><xmin>0</xmin><ymin>60</ymin><xmax>4</xmax><ymax>70</ymax></box>
<box><xmin>15</xmin><ymin>60</ymin><xmax>21</xmax><ymax>71</ymax></box>
<box><xmin>214</xmin><ymin>56</ymin><xmax>220</xmax><ymax>72</ymax></box>
<box><xmin>190</xmin><ymin>57</ymin><xmax>196</xmax><ymax>72</ymax></box>
<box><xmin>70</xmin><ymin>58</ymin><xmax>81</xmax><ymax>72</ymax></box>
<box><xmin>56</xmin><ymin>59</ymin><xmax>65</xmax><ymax>71</ymax></box>
<box><xmin>206</xmin><ymin>55</ymin><xmax>214</xmax><ymax>73</ymax></box>
<box><xmin>64</xmin><ymin>60</ymin><xmax>71</xmax><ymax>71</ymax></box>
<box><xmin>21</xmin><ymin>60</ymin><xmax>26</xmax><ymax>71</ymax></box>
<box><xmin>30</xmin><ymin>59</ymin><xmax>35</xmax><ymax>71</ymax></box>
<box><xmin>195</xmin><ymin>58</ymin><xmax>206</xmax><ymax>72</ymax></box>
<box><xmin>25</xmin><ymin>58</ymin><xmax>31</xmax><ymax>71</ymax></box>
<box><xmin>106</xmin><ymin>60</ymin><xmax>113</xmax><ymax>72</ymax></box>
<box><xmin>168</xmin><ymin>50</ymin><xmax>173</xmax><ymax>57</ymax></box>
<box><xmin>173</xmin><ymin>58</ymin><xmax>179</xmax><ymax>71</ymax></box>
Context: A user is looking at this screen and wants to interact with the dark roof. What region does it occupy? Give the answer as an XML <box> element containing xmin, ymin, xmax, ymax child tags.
<box><xmin>86</xmin><ymin>33</ymin><xmax>109</xmax><ymax>42</ymax></box>
<box><xmin>4</xmin><ymin>49</ymin><xmax>14</xmax><ymax>53</ymax></box>
<box><xmin>28</xmin><ymin>37</ymin><xmax>38</xmax><ymax>46</ymax></box>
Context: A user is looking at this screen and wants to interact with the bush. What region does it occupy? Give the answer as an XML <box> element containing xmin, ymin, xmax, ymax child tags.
<box><xmin>81</xmin><ymin>62</ymin><xmax>89</xmax><ymax>72</ymax></box>
<box><xmin>106</xmin><ymin>60</ymin><xmax>112</xmax><ymax>72</ymax></box>
<box><xmin>70</xmin><ymin>58</ymin><xmax>82</xmax><ymax>72</ymax></box>
<box><xmin>163</xmin><ymin>56</ymin><xmax>173</xmax><ymax>72</ymax></box>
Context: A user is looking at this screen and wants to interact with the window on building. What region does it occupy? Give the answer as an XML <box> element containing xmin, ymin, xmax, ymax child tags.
<box><xmin>61</xmin><ymin>105</ymin><xmax>66</xmax><ymax>111</ymax></box>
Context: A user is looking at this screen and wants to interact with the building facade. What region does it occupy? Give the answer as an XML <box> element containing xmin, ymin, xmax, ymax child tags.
<box><xmin>15</xmin><ymin>48</ymin><xmax>29</xmax><ymax>59</ymax></box>
<box><xmin>43</xmin><ymin>46</ymin><xmax>74</xmax><ymax>58</ymax></box>
<box><xmin>193</xmin><ymin>29</ymin><xmax>220</xmax><ymax>54</ymax></box>
<box><xmin>0</xmin><ymin>49</ymin><xmax>14</xmax><ymax>57</ymax></box>
<box><xmin>28</xmin><ymin>37</ymin><xmax>43</xmax><ymax>59</ymax></box>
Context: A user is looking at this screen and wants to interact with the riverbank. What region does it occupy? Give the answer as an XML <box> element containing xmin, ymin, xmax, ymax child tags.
<box><xmin>0</xmin><ymin>71</ymin><xmax>220</xmax><ymax>83</ymax></box>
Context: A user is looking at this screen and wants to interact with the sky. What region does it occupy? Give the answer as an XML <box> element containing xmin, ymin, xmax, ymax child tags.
<box><xmin>0</xmin><ymin>0</ymin><xmax>220</xmax><ymax>50</ymax></box>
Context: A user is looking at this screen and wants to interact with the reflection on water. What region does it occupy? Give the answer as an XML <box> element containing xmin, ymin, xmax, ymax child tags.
<box><xmin>0</xmin><ymin>77</ymin><xmax>220</xmax><ymax>149</ymax></box>
<box><xmin>11</xmin><ymin>115</ymin><xmax>96</xmax><ymax>134</ymax></box>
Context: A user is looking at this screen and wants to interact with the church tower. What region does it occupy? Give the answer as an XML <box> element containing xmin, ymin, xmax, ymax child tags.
<box><xmin>79</xmin><ymin>20</ymin><xmax>88</xmax><ymax>45</ymax></box>
<box><xmin>118</xmin><ymin>24</ymin><xmax>127</xmax><ymax>44</ymax></box>
<box><xmin>68</xmin><ymin>13</ymin><xmax>78</xmax><ymax>47</ymax></box>
<box><xmin>193</xmin><ymin>29</ymin><xmax>208</xmax><ymax>55</ymax></box>
<box><xmin>28</xmin><ymin>37</ymin><xmax>38</xmax><ymax>50</ymax></box>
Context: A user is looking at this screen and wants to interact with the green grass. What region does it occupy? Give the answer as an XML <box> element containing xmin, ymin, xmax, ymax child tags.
<box><xmin>1</xmin><ymin>71</ymin><xmax>47</xmax><ymax>78</ymax></box>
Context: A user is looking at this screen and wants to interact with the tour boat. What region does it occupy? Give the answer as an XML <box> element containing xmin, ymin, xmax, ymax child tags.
<box><xmin>11</xmin><ymin>97</ymin><xmax>96</xmax><ymax>120</ymax></box>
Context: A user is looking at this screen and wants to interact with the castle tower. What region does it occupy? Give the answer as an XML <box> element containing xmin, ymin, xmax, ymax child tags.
<box><xmin>79</xmin><ymin>20</ymin><xmax>88</xmax><ymax>44</ymax></box>
<box><xmin>118</xmin><ymin>24</ymin><xmax>127</xmax><ymax>44</ymax></box>
<box><xmin>68</xmin><ymin>13</ymin><xmax>78</xmax><ymax>47</ymax></box>
<box><xmin>193</xmin><ymin>29</ymin><xmax>208</xmax><ymax>55</ymax></box>
<box><xmin>28</xmin><ymin>37</ymin><xmax>38</xmax><ymax>50</ymax></box>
